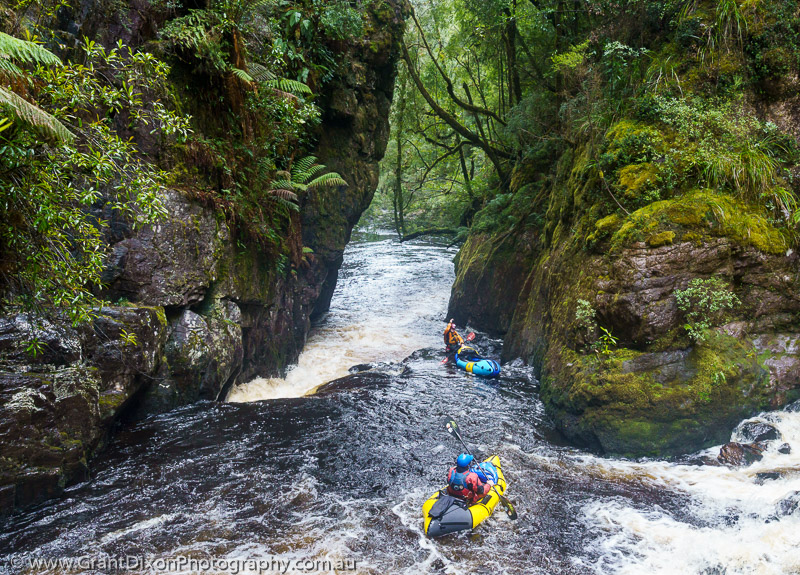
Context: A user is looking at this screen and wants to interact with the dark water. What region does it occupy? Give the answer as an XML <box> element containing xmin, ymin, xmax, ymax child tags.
<box><xmin>2</xmin><ymin>231</ymin><xmax>798</xmax><ymax>575</ymax></box>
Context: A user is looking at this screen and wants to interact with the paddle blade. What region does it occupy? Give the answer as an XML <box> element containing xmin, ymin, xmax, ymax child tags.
<box><xmin>440</xmin><ymin>357</ymin><xmax>449</xmax><ymax>364</ymax></box>
<box><xmin>502</xmin><ymin>496</ymin><xmax>518</xmax><ymax>520</ymax></box>
<box><xmin>466</xmin><ymin>332</ymin><xmax>475</xmax><ymax>341</ymax></box>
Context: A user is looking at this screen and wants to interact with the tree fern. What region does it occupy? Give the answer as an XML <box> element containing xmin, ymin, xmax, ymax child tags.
<box><xmin>247</xmin><ymin>62</ymin><xmax>276</xmax><ymax>83</ymax></box>
<box><xmin>268</xmin><ymin>188</ymin><xmax>299</xmax><ymax>202</ymax></box>
<box><xmin>267</xmin><ymin>156</ymin><xmax>347</xmax><ymax>206</ymax></box>
<box><xmin>0</xmin><ymin>32</ymin><xmax>61</xmax><ymax>68</ymax></box>
<box><xmin>264</xmin><ymin>78</ymin><xmax>313</xmax><ymax>95</ymax></box>
<box><xmin>292</xmin><ymin>155</ymin><xmax>318</xmax><ymax>177</ymax></box>
<box><xmin>0</xmin><ymin>58</ymin><xmax>24</xmax><ymax>79</ymax></box>
<box><xmin>0</xmin><ymin>33</ymin><xmax>73</xmax><ymax>142</ymax></box>
<box><xmin>230</xmin><ymin>67</ymin><xmax>254</xmax><ymax>82</ymax></box>
<box><xmin>306</xmin><ymin>171</ymin><xmax>347</xmax><ymax>190</ymax></box>
<box><xmin>0</xmin><ymin>86</ymin><xmax>73</xmax><ymax>142</ymax></box>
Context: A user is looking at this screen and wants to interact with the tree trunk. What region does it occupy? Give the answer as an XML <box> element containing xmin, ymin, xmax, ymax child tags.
<box><xmin>393</xmin><ymin>66</ymin><xmax>408</xmax><ymax>238</ymax></box>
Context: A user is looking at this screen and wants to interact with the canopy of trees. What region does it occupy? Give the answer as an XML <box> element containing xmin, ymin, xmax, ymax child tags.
<box><xmin>367</xmin><ymin>0</ymin><xmax>800</xmax><ymax>242</ymax></box>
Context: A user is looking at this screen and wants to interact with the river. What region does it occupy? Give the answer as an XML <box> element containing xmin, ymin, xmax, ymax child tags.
<box><xmin>1</xmin><ymin>231</ymin><xmax>799</xmax><ymax>575</ymax></box>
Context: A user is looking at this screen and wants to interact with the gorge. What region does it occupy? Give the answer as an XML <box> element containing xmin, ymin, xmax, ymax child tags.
<box><xmin>1</xmin><ymin>0</ymin><xmax>799</xmax><ymax>573</ymax></box>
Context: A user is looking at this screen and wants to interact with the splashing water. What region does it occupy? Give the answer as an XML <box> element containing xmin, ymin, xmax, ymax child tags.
<box><xmin>227</xmin><ymin>231</ymin><xmax>455</xmax><ymax>401</ymax></box>
<box><xmin>574</xmin><ymin>410</ymin><xmax>800</xmax><ymax>575</ymax></box>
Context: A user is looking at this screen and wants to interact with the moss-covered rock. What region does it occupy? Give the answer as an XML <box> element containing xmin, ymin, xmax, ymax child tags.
<box><xmin>609</xmin><ymin>190</ymin><xmax>791</xmax><ymax>255</ymax></box>
<box><xmin>456</xmin><ymin>139</ymin><xmax>800</xmax><ymax>459</ymax></box>
<box><xmin>542</xmin><ymin>332</ymin><xmax>771</xmax><ymax>456</ymax></box>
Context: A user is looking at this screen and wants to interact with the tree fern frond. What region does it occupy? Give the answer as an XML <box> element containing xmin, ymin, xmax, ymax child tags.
<box><xmin>268</xmin><ymin>188</ymin><xmax>299</xmax><ymax>202</ymax></box>
<box><xmin>272</xmin><ymin>195</ymin><xmax>300</xmax><ymax>212</ymax></box>
<box><xmin>248</xmin><ymin>62</ymin><xmax>276</xmax><ymax>82</ymax></box>
<box><xmin>230</xmin><ymin>67</ymin><xmax>254</xmax><ymax>82</ymax></box>
<box><xmin>292</xmin><ymin>155</ymin><xmax>317</xmax><ymax>177</ymax></box>
<box><xmin>0</xmin><ymin>32</ymin><xmax>62</xmax><ymax>67</ymax></box>
<box><xmin>0</xmin><ymin>86</ymin><xmax>74</xmax><ymax>142</ymax></box>
<box><xmin>303</xmin><ymin>163</ymin><xmax>326</xmax><ymax>180</ymax></box>
<box><xmin>306</xmin><ymin>172</ymin><xmax>347</xmax><ymax>189</ymax></box>
<box><xmin>0</xmin><ymin>58</ymin><xmax>24</xmax><ymax>80</ymax></box>
<box><xmin>264</xmin><ymin>77</ymin><xmax>312</xmax><ymax>94</ymax></box>
<box><xmin>270</xmin><ymin>179</ymin><xmax>293</xmax><ymax>190</ymax></box>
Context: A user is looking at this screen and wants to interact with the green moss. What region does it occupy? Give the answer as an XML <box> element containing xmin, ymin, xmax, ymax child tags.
<box><xmin>98</xmin><ymin>392</ymin><xmax>128</xmax><ymax>418</ymax></box>
<box><xmin>646</xmin><ymin>230</ymin><xmax>675</xmax><ymax>247</ymax></box>
<box><xmin>609</xmin><ymin>189</ymin><xmax>790</xmax><ymax>254</ymax></box>
<box><xmin>618</xmin><ymin>163</ymin><xmax>659</xmax><ymax>196</ymax></box>
<box><xmin>543</xmin><ymin>330</ymin><xmax>770</xmax><ymax>456</ymax></box>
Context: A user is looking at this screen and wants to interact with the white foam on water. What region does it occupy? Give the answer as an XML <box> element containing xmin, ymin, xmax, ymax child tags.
<box><xmin>226</xmin><ymin>323</ymin><xmax>423</xmax><ymax>401</ymax></box>
<box><xmin>571</xmin><ymin>410</ymin><xmax>800</xmax><ymax>574</ymax></box>
<box><xmin>227</xmin><ymin>238</ymin><xmax>454</xmax><ymax>402</ymax></box>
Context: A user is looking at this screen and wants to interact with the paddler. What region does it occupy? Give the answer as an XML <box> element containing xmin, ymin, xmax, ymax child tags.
<box><xmin>443</xmin><ymin>319</ymin><xmax>464</xmax><ymax>362</ymax></box>
<box><xmin>446</xmin><ymin>454</ymin><xmax>494</xmax><ymax>504</ymax></box>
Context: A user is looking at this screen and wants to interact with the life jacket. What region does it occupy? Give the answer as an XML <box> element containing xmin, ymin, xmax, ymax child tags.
<box><xmin>446</xmin><ymin>466</ymin><xmax>487</xmax><ymax>503</ymax></box>
<box><xmin>444</xmin><ymin>325</ymin><xmax>463</xmax><ymax>348</ymax></box>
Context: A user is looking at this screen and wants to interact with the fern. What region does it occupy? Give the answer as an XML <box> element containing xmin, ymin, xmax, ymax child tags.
<box><xmin>306</xmin><ymin>172</ymin><xmax>347</xmax><ymax>189</ymax></box>
<box><xmin>266</xmin><ymin>156</ymin><xmax>347</xmax><ymax>207</ymax></box>
<box><xmin>0</xmin><ymin>86</ymin><xmax>73</xmax><ymax>142</ymax></box>
<box><xmin>230</xmin><ymin>67</ymin><xmax>254</xmax><ymax>82</ymax></box>
<box><xmin>0</xmin><ymin>32</ymin><xmax>62</xmax><ymax>68</ymax></box>
<box><xmin>268</xmin><ymin>188</ymin><xmax>299</xmax><ymax>202</ymax></box>
<box><xmin>248</xmin><ymin>62</ymin><xmax>276</xmax><ymax>82</ymax></box>
<box><xmin>0</xmin><ymin>33</ymin><xmax>72</xmax><ymax>142</ymax></box>
<box><xmin>292</xmin><ymin>155</ymin><xmax>318</xmax><ymax>176</ymax></box>
<box><xmin>264</xmin><ymin>78</ymin><xmax>313</xmax><ymax>95</ymax></box>
<box><xmin>0</xmin><ymin>58</ymin><xmax>24</xmax><ymax>80</ymax></box>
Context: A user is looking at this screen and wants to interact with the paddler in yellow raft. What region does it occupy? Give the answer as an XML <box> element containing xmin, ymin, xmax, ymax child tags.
<box><xmin>423</xmin><ymin>420</ymin><xmax>517</xmax><ymax>537</ymax></box>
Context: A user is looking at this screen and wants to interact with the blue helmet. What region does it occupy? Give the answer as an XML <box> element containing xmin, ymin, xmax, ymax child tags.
<box><xmin>456</xmin><ymin>453</ymin><xmax>473</xmax><ymax>469</ymax></box>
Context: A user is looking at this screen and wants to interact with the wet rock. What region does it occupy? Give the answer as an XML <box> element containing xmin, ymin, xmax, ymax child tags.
<box><xmin>139</xmin><ymin>301</ymin><xmax>243</xmax><ymax>414</ymax></box>
<box><xmin>776</xmin><ymin>491</ymin><xmax>800</xmax><ymax>516</ymax></box>
<box><xmin>778</xmin><ymin>443</ymin><xmax>791</xmax><ymax>454</ymax></box>
<box><xmin>0</xmin><ymin>314</ymin><xmax>82</xmax><ymax>365</ymax></box>
<box><xmin>316</xmin><ymin>372</ymin><xmax>393</xmax><ymax>395</ymax></box>
<box><xmin>349</xmin><ymin>363</ymin><xmax>373</xmax><ymax>374</ymax></box>
<box><xmin>347</xmin><ymin>362</ymin><xmax>408</xmax><ymax>377</ymax></box>
<box><xmin>717</xmin><ymin>442</ymin><xmax>765</xmax><ymax>466</ymax></box>
<box><xmin>755</xmin><ymin>472</ymin><xmax>782</xmax><ymax>484</ymax></box>
<box><xmin>682</xmin><ymin>454</ymin><xmax>721</xmax><ymax>467</ymax></box>
<box><xmin>734</xmin><ymin>420</ymin><xmax>782</xmax><ymax>443</ymax></box>
<box><xmin>102</xmin><ymin>191</ymin><xmax>227</xmax><ymax>307</ymax></box>
<box><xmin>0</xmin><ymin>306</ymin><xmax>169</xmax><ymax>515</ymax></box>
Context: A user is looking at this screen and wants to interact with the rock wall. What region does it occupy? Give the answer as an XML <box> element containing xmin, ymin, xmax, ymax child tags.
<box><xmin>0</xmin><ymin>0</ymin><xmax>409</xmax><ymax>517</ymax></box>
<box><xmin>450</xmin><ymin>155</ymin><xmax>800</xmax><ymax>458</ymax></box>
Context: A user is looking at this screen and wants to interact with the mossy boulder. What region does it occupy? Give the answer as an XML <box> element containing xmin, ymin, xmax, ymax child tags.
<box><xmin>457</xmin><ymin>149</ymin><xmax>800</xmax><ymax>458</ymax></box>
<box><xmin>542</xmin><ymin>333</ymin><xmax>771</xmax><ymax>456</ymax></box>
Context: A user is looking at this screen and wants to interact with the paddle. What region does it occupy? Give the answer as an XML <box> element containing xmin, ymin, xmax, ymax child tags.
<box><xmin>440</xmin><ymin>331</ymin><xmax>476</xmax><ymax>364</ymax></box>
<box><xmin>445</xmin><ymin>419</ymin><xmax>518</xmax><ymax>520</ymax></box>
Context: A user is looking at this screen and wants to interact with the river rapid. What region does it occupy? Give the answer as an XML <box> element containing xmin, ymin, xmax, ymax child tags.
<box><xmin>1</xmin><ymin>231</ymin><xmax>799</xmax><ymax>575</ymax></box>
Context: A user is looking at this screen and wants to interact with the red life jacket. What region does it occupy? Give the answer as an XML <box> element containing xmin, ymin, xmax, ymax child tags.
<box><xmin>446</xmin><ymin>466</ymin><xmax>488</xmax><ymax>503</ymax></box>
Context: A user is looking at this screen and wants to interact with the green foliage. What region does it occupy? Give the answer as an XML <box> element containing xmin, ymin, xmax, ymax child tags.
<box><xmin>551</xmin><ymin>41</ymin><xmax>590</xmax><ymax>75</ymax></box>
<box><xmin>674</xmin><ymin>278</ymin><xmax>741</xmax><ymax>342</ymax></box>
<box><xmin>575</xmin><ymin>299</ymin><xmax>597</xmax><ymax>332</ymax></box>
<box><xmin>596</xmin><ymin>326</ymin><xmax>619</xmax><ymax>356</ymax></box>
<box><xmin>268</xmin><ymin>155</ymin><xmax>346</xmax><ymax>209</ymax></box>
<box><xmin>0</xmin><ymin>32</ymin><xmax>73</xmax><ymax>142</ymax></box>
<box><xmin>0</xmin><ymin>37</ymin><xmax>190</xmax><ymax>324</ymax></box>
